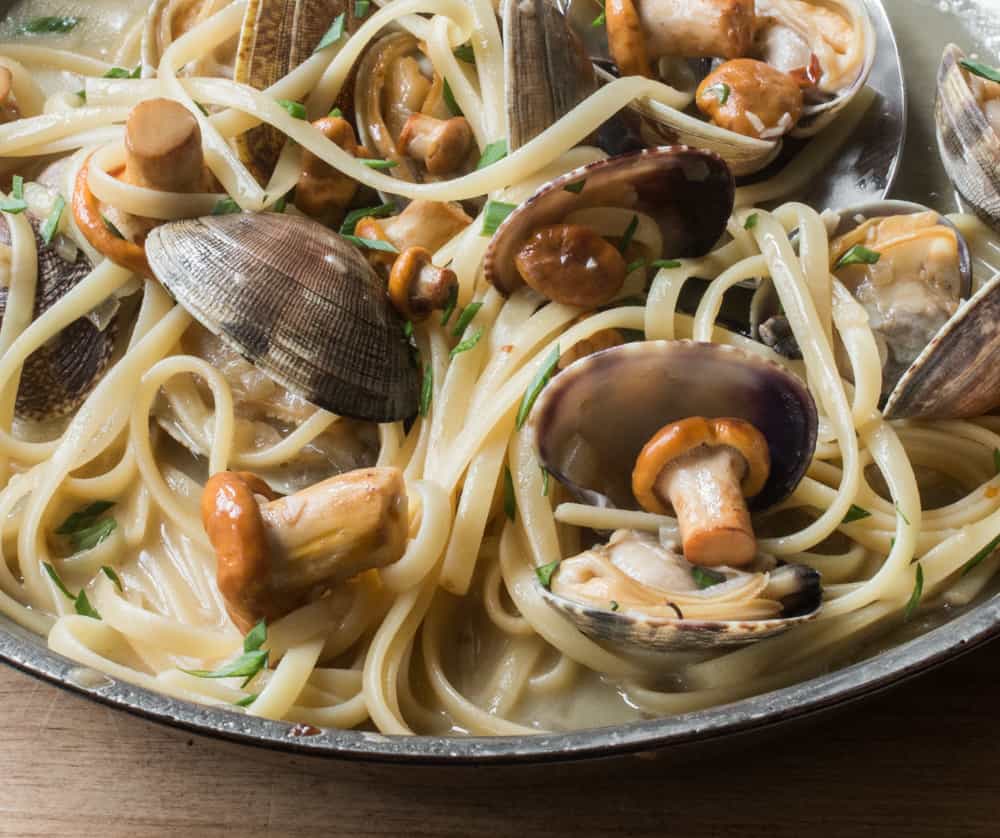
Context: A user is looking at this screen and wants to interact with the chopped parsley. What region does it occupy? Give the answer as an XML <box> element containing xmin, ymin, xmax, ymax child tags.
<box><xmin>453</xmin><ymin>43</ymin><xmax>476</xmax><ymax>63</ymax></box>
<box><xmin>21</xmin><ymin>16</ymin><xmax>80</xmax><ymax>34</ymax></box>
<box><xmin>591</xmin><ymin>3</ymin><xmax>606</xmax><ymax>27</ymax></box>
<box><xmin>535</xmin><ymin>560</ymin><xmax>560</xmax><ymax>589</ymax></box>
<box><xmin>610</xmin><ymin>601</ymin><xmax>620</xmax><ymax>612</ymax></box>
<box><xmin>744</xmin><ymin>212</ymin><xmax>759</xmax><ymax>230</ymax></box>
<box><xmin>43</xmin><ymin>563</ymin><xmax>102</xmax><ymax>620</ymax></box>
<box><xmin>314</xmin><ymin>13</ymin><xmax>347</xmax><ymax>52</ymax></box>
<box><xmin>12</xmin><ymin>176</ymin><xmax>24</xmax><ymax>200</ymax></box>
<box><xmin>515</xmin><ymin>344</ymin><xmax>560</xmax><ymax>430</ymax></box>
<box><xmin>692</xmin><ymin>566</ymin><xmax>726</xmax><ymax>589</ymax></box>
<box><xmin>211</xmin><ymin>197</ymin><xmax>241</xmax><ymax>215</ymax></box>
<box><xmin>39</xmin><ymin>195</ymin><xmax>66</xmax><ymax>245</ymax></box>
<box><xmin>481</xmin><ymin>201</ymin><xmax>516</xmax><ymax>236</ymax></box>
<box><xmin>961</xmin><ymin>533</ymin><xmax>1000</xmax><ymax>576</ymax></box>
<box><xmin>276</xmin><ymin>99</ymin><xmax>307</xmax><ymax>120</ymax></box>
<box><xmin>361</xmin><ymin>158</ymin><xmax>399</xmax><ymax>170</ymax></box>
<box><xmin>184</xmin><ymin>619</ymin><xmax>269</xmax><ymax>686</ymax></box>
<box><xmin>103</xmin><ymin>66</ymin><xmax>141</xmax><ymax>79</ymax></box>
<box><xmin>563</xmin><ymin>179</ymin><xmax>586</xmax><ymax>194</ymax></box>
<box><xmin>419</xmin><ymin>362</ymin><xmax>433</xmax><ymax>417</ymax></box>
<box><xmin>626</xmin><ymin>258</ymin><xmax>646</xmax><ymax>275</ymax></box>
<box><xmin>842</xmin><ymin>504</ymin><xmax>872</xmax><ymax>524</ymax></box>
<box><xmin>618</xmin><ymin>214</ymin><xmax>639</xmax><ymax>254</ymax></box>
<box><xmin>450</xmin><ymin>327</ymin><xmax>483</xmax><ymax>357</ymax></box>
<box><xmin>452</xmin><ymin>302</ymin><xmax>483</xmax><ymax>337</ymax></box>
<box><xmin>55</xmin><ymin>500</ymin><xmax>117</xmax><ymax>551</ymax></box>
<box><xmin>101</xmin><ymin>566</ymin><xmax>123</xmax><ymax>592</ymax></box>
<box><xmin>443</xmin><ymin>78</ymin><xmax>463</xmax><ymax>117</ymax></box>
<box><xmin>903</xmin><ymin>564</ymin><xmax>923</xmax><ymax>621</ymax></box>
<box><xmin>834</xmin><ymin>245</ymin><xmax>881</xmax><ymax>269</ymax></box>
<box><xmin>706</xmin><ymin>82</ymin><xmax>731</xmax><ymax>105</ymax></box>
<box><xmin>993</xmin><ymin>448</ymin><xmax>1000</xmax><ymax>475</ymax></box>
<box><xmin>354</xmin><ymin>0</ymin><xmax>371</xmax><ymax>18</ymax></box>
<box><xmin>342</xmin><ymin>234</ymin><xmax>398</xmax><ymax>253</ymax></box>
<box><xmin>960</xmin><ymin>58</ymin><xmax>1000</xmax><ymax>84</ymax></box>
<box><xmin>650</xmin><ymin>259</ymin><xmax>682</xmax><ymax>270</ymax></box>
<box><xmin>895</xmin><ymin>502</ymin><xmax>911</xmax><ymax>526</ymax></box>
<box><xmin>503</xmin><ymin>465</ymin><xmax>517</xmax><ymax>521</ymax></box>
<box><xmin>476</xmin><ymin>139</ymin><xmax>507</xmax><ymax>170</ymax></box>
<box><xmin>339</xmin><ymin>201</ymin><xmax>396</xmax><ymax>236</ymax></box>
<box><xmin>541</xmin><ymin>465</ymin><xmax>550</xmax><ymax>497</ymax></box>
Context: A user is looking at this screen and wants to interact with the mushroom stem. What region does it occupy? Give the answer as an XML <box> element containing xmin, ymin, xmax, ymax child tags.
<box><xmin>125</xmin><ymin>98</ymin><xmax>206</xmax><ymax>193</ymax></box>
<box><xmin>631</xmin><ymin>416</ymin><xmax>770</xmax><ymax>567</ymax></box>
<box><xmin>388</xmin><ymin>246</ymin><xmax>457</xmax><ymax>320</ymax></box>
<box><xmin>397</xmin><ymin>113</ymin><xmax>473</xmax><ymax>175</ymax></box>
<box><xmin>202</xmin><ymin>468</ymin><xmax>408</xmax><ymax>632</ymax></box>
<box><xmin>295</xmin><ymin>116</ymin><xmax>364</xmax><ymax>225</ymax></box>
<box><xmin>657</xmin><ymin>446</ymin><xmax>756</xmax><ymax>567</ymax></box>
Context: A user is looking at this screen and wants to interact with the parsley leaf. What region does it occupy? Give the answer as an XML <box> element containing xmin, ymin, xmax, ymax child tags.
<box><xmin>476</xmin><ymin>139</ymin><xmax>507</xmax><ymax>170</ymax></box>
<box><xmin>103</xmin><ymin>66</ymin><xmax>140</xmax><ymax>79</ymax></box>
<box><xmin>183</xmin><ymin>649</ymin><xmax>269</xmax><ymax>685</ymax></box>
<box><xmin>515</xmin><ymin>344</ymin><xmax>560</xmax><ymax>430</ymax></box>
<box><xmin>342</xmin><ymin>234</ymin><xmax>398</xmax><ymax>253</ymax></box>
<box><xmin>650</xmin><ymin>259</ymin><xmax>681</xmax><ymax>270</ymax></box>
<box><xmin>591</xmin><ymin>4</ymin><xmax>606</xmax><ymax>27</ymax></box>
<box><xmin>340</xmin><ymin>201</ymin><xmax>395</xmax><ymax>236</ymax></box>
<box><xmin>39</xmin><ymin>195</ymin><xmax>66</xmax><ymax>245</ymax></box>
<box><xmin>481</xmin><ymin>201</ymin><xmax>516</xmax><ymax>236</ymax></box>
<box><xmin>962</xmin><ymin>533</ymin><xmax>1000</xmax><ymax>576</ymax></box>
<box><xmin>993</xmin><ymin>448</ymin><xmax>1000</xmax><ymax>475</ymax></box>
<box><xmin>211</xmin><ymin>197</ymin><xmax>241</xmax><ymax>215</ymax></box>
<box><xmin>243</xmin><ymin>619</ymin><xmax>267</xmax><ymax>652</ymax></box>
<box><xmin>21</xmin><ymin>16</ymin><xmax>80</xmax><ymax>34</ymax></box>
<box><xmin>452</xmin><ymin>302</ymin><xmax>483</xmax><ymax>337</ymax></box>
<box><xmin>842</xmin><ymin>505</ymin><xmax>872</xmax><ymax>524</ymax></box>
<box><xmin>503</xmin><ymin>466</ymin><xmax>517</xmax><ymax>521</ymax></box>
<box><xmin>903</xmin><ymin>564</ymin><xmax>923</xmax><ymax>621</ymax></box>
<box><xmin>74</xmin><ymin>589</ymin><xmax>101</xmax><ymax>620</ymax></box>
<box><xmin>692</xmin><ymin>566</ymin><xmax>726</xmax><ymax>589</ymax></box>
<box><xmin>101</xmin><ymin>566</ymin><xmax>123</xmax><ymax>592</ymax></box>
<box><xmin>618</xmin><ymin>214</ymin><xmax>639</xmax><ymax>254</ymax></box>
<box><xmin>361</xmin><ymin>158</ymin><xmax>399</xmax><ymax>170</ymax></box>
<box><xmin>454</xmin><ymin>44</ymin><xmax>476</xmax><ymax>63</ymax></box>
<box><xmin>450</xmin><ymin>327</ymin><xmax>483</xmax><ymax>357</ymax></box>
<box><xmin>610</xmin><ymin>600</ymin><xmax>619</xmax><ymax>612</ymax></box>
<box><xmin>706</xmin><ymin>82</ymin><xmax>731</xmax><ymax>105</ymax></box>
<box><xmin>443</xmin><ymin>78</ymin><xmax>462</xmax><ymax>116</ymax></box>
<box><xmin>541</xmin><ymin>465</ymin><xmax>550</xmax><ymax>497</ymax></box>
<box><xmin>43</xmin><ymin>562</ymin><xmax>74</xmax><ymax>600</ymax></box>
<box><xmin>626</xmin><ymin>258</ymin><xmax>645</xmax><ymax>275</ymax></box>
<box><xmin>55</xmin><ymin>501</ymin><xmax>114</xmax><ymax>535</ymax></box>
<box><xmin>960</xmin><ymin>58</ymin><xmax>1000</xmax><ymax>84</ymax></box>
<box><xmin>234</xmin><ymin>693</ymin><xmax>258</xmax><ymax>708</ymax></box>
<box><xmin>895</xmin><ymin>502</ymin><xmax>911</xmax><ymax>526</ymax></box>
<box><xmin>12</xmin><ymin>176</ymin><xmax>24</xmax><ymax>200</ymax></box>
<box><xmin>276</xmin><ymin>98</ymin><xmax>307</xmax><ymax>120</ymax></box>
<box><xmin>563</xmin><ymin>179</ymin><xmax>586</xmax><ymax>194</ymax></box>
<box><xmin>835</xmin><ymin>245</ymin><xmax>881</xmax><ymax>269</ymax></box>
<box><xmin>535</xmin><ymin>560</ymin><xmax>560</xmax><ymax>588</ymax></box>
<box><xmin>354</xmin><ymin>0</ymin><xmax>371</xmax><ymax>17</ymax></box>
<box><xmin>419</xmin><ymin>363</ymin><xmax>433</xmax><ymax>417</ymax></box>
<box><xmin>314</xmin><ymin>13</ymin><xmax>346</xmax><ymax>52</ymax></box>
<box><xmin>744</xmin><ymin>213</ymin><xmax>759</xmax><ymax>230</ymax></box>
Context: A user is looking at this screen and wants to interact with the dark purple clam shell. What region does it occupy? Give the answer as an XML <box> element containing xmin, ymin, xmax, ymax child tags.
<box><xmin>483</xmin><ymin>146</ymin><xmax>734</xmax><ymax>297</ymax></box>
<box><xmin>527</xmin><ymin>340</ymin><xmax>818</xmax><ymax>513</ymax></box>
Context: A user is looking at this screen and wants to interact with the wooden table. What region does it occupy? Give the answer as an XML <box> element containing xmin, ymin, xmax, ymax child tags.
<box><xmin>0</xmin><ymin>640</ymin><xmax>995</xmax><ymax>837</ymax></box>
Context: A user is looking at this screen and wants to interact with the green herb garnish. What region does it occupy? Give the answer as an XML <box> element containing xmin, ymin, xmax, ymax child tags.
<box><xmin>55</xmin><ymin>500</ymin><xmax>114</xmax><ymax>536</ymax></box>
<box><xmin>234</xmin><ymin>693</ymin><xmax>258</xmax><ymax>708</ymax></box>
<box><xmin>960</xmin><ymin>58</ymin><xmax>1000</xmax><ymax>84</ymax></box>
<box><xmin>314</xmin><ymin>13</ymin><xmax>346</xmax><ymax>52</ymax></box>
<box><xmin>476</xmin><ymin>139</ymin><xmax>507</xmax><ymax>170</ymax></box>
<box><xmin>440</xmin><ymin>283</ymin><xmax>459</xmax><ymax>327</ymax></box>
<box><xmin>102</xmin><ymin>215</ymin><xmax>125</xmax><ymax>239</ymax></box>
<box><xmin>195</xmin><ymin>101</ymin><xmax>210</xmax><ymax>116</ymax></box>
<box><xmin>591</xmin><ymin>4</ymin><xmax>606</xmax><ymax>27</ymax></box>
<box><xmin>211</xmin><ymin>197</ymin><xmax>241</xmax><ymax>215</ymax></box>
<box><xmin>692</xmin><ymin>566</ymin><xmax>726</xmax><ymax>589</ymax></box>
<box><xmin>626</xmin><ymin>258</ymin><xmax>645</xmax><ymax>275</ymax></box>
<box><xmin>744</xmin><ymin>212</ymin><xmax>759</xmax><ymax>230</ymax></box>
<box><xmin>21</xmin><ymin>16</ymin><xmax>80</xmax><ymax>34</ymax></box>
<box><xmin>903</xmin><ymin>564</ymin><xmax>924</xmax><ymax>621</ymax></box>
<box><xmin>451</xmin><ymin>328</ymin><xmax>483</xmax><ymax>357</ymax></box>
<box><xmin>962</xmin><ymin>533</ymin><xmax>1000</xmax><ymax>576</ymax></box>
<box><xmin>419</xmin><ymin>363</ymin><xmax>433</xmax><ymax>417</ymax></box>
<box><xmin>443</xmin><ymin>78</ymin><xmax>462</xmax><ymax>116</ymax></box>
<box><xmin>541</xmin><ymin>465</ymin><xmax>550</xmax><ymax>497</ymax></box>
<box><xmin>993</xmin><ymin>448</ymin><xmax>1000</xmax><ymax>475</ymax></box>
<box><xmin>895</xmin><ymin>502</ymin><xmax>911</xmax><ymax>526</ymax></box>
<box><xmin>453</xmin><ymin>44</ymin><xmax>476</xmax><ymax>63</ymax></box>
<box><xmin>71</xmin><ymin>518</ymin><xmax>117</xmax><ymax>551</ymax></box>
<box><xmin>842</xmin><ymin>504</ymin><xmax>872</xmax><ymax>524</ymax></box>
<box><xmin>342</xmin><ymin>234</ymin><xmax>398</xmax><ymax>253</ymax></box>
<box><xmin>40</xmin><ymin>195</ymin><xmax>65</xmax><ymax>245</ymax></box>
<box><xmin>481</xmin><ymin>200</ymin><xmax>516</xmax><ymax>236</ymax></box>
<box><xmin>0</xmin><ymin>196</ymin><xmax>27</xmax><ymax>214</ymax></box>
<box><xmin>361</xmin><ymin>158</ymin><xmax>399</xmax><ymax>170</ymax></box>
<box><xmin>354</xmin><ymin>0</ymin><xmax>371</xmax><ymax>18</ymax></box>
<box><xmin>103</xmin><ymin>66</ymin><xmax>141</xmax><ymax>79</ymax></box>
<box><xmin>452</xmin><ymin>302</ymin><xmax>483</xmax><ymax>337</ymax></box>
<box><xmin>515</xmin><ymin>344</ymin><xmax>560</xmax><ymax>430</ymax></box>
<box><xmin>835</xmin><ymin>245</ymin><xmax>881</xmax><ymax>269</ymax></box>
<box><xmin>12</xmin><ymin>176</ymin><xmax>24</xmax><ymax>201</ymax></box>
<box><xmin>101</xmin><ymin>566</ymin><xmax>123</xmax><ymax>592</ymax></box>
<box><xmin>276</xmin><ymin>98</ymin><xmax>307</xmax><ymax>120</ymax></box>
<box><xmin>650</xmin><ymin>259</ymin><xmax>682</xmax><ymax>270</ymax></box>
<box><xmin>706</xmin><ymin>82</ymin><xmax>730</xmax><ymax>105</ymax></box>
<box><xmin>503</xmin><ymin>465</ymin><xmax>517</xmax><ymax>521</ymax></box>
<box><xmin>76</xmin><ymin>90</ymin><xmax>86</xmax><ymax>103</ymax></box>
<box><xmin>74</xmin><ymin>589</ymin><xmax>101</xmax><ymax>620</ymax></box>
<box><xmin>618</xmin><ymin>214</ymin><xmax>639</xmax><ymax>254</ymax></box>
<box><xmin>328</xmin><ymin>107</ymin><xmax>343</xmax><ymax>118</ymax></box>
<box><xmin>564</xmin><ymin>179</ymin><xmax>586</xmax><ymax>194</ymax></box>
<box><xmin>536</xmin><ymin>560</ymin><xmax>559</xmax><ymax>588</ymax></box>
<box><xmin>183</xmin><ymin>619</ymin><xmax>269</xmax><ymax>687</ymax></box>
<box><xmin>610</xmin><ymin>600</ymin><xmax>619</xmax><ymax>612</ymax></box>
<box><xmin>43</xmin><ymin>562</ymin><xmax>74</xmax><ymax>600</ymax></box>
<box><xmin>339</xmin><ymin>201</ymin><xmax>395</xmax><ymax>236</ymax></box>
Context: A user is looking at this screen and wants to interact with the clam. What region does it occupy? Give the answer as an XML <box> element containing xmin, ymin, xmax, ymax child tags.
<box><xmin>935</xmin><ymin>44</ymin><xmax>1000</xmax><ymax>230</ymax></box>
<box><xmin>235</xmin><ymin>0</ymin><xmax>361</xmax><ymax>182</ymax></box>
<box><xmin>503</xmin><ymin>0</ymin><xmax>599</xmax><ymax>151</ymax></box>
<box><xmin>0</xmin><ymin>216</ymin><xmax>116</xmax><ymax>421</ymax></box>
<box><xmin>527</xmin><ymin>339</ymin><xmax>821</xmax><ymax>652</ymax></box>
<box><xmin>483</xmin><ymin>146</ymin><xmax>733</xmax><ymax>304</ymax></box>
<box><xmin>144</xmin><ymin>213</ymin><xmax>420</xmax><ymax>422</ymax></box>
<box><xmin>561</xmin><ymin>0</ymin><xmax>875</xmax><ymax>175</ymax></box>
<box><xmin>546</xmin><ymin>530</ymin><xmax>821</xmax><ymax>652</ymax></box>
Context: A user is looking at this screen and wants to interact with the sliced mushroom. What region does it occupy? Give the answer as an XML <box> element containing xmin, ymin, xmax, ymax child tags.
<box><xmin>202</xmin><ymin>468</ymin><xmax>408</xmax><ymax>632</ymax></box>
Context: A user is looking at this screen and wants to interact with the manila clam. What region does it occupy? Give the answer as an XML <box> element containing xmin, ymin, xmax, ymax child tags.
<box><xmin>0</xmin><ymin>215</ymin><xmax>116</xmax><ymax>421</ymax></box>
<box><xmin>935</xmin><ymin>43</ymin><xmax>1000</xmax><ymax>230</ymax></box>
<box><xmin>483</xmin><ymin>146</ymin><xmax>734</xmax><ymax>306</ymax></box>
<box><xmin>144</xmin><ymin>212</ymin><xmax>420</xmax><ymax>423</ymax></box>
<box><xmin>562</xmin><ymin>0</ymin><xmax>875</xmax><ymax>175</ymax></box>
<box><xmin>527</xmin><ymin>339</ymin><xmax>821</xmax><ymax>653</ymax></box>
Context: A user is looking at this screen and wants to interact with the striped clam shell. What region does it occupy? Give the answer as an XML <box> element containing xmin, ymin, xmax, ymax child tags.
<box><xmin>935</xmin><ymin>43</ymin><xmax>1000</xmax><ymax>230</ymax></box>
<box><xmin>0</xmin><ymin>217</ymin><xmax>116</xmax><ymax>420</ymax></box>
<box><xmin>145</xmin><ymin>213</ymin><xmax>420</xmax><ymax>422</ymax></box>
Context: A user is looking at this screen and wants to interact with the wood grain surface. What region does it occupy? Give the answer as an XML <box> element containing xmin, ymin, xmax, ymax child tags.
<box><xmin>0</xmin><ymin>641</ymin><xmax>994</xmax><ymax>837</ymax></box>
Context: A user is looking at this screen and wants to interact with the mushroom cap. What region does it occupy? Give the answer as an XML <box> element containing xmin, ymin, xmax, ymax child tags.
<box><xmin>632</xmin><ymin>416</ymin><xmax>771</xmax><ymax>515</ymax></box>
<box><xmin>483</xmin><ymin>146</ymin><xmax>734</xmax><ymax>297</ymax></box>
<box><xmin>528</xmin><ymin>340</ymin><xmax>817</xmax><ymax>513</ymax></box>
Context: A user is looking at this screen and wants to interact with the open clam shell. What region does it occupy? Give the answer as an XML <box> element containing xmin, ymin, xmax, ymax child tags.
<box><xmin>483</xmin><ymin>146</ymin><xmax>733</xmax><ymax>297</ymax></box>
<box><xmin>935</xmin><ymin>43</ymin><xmax>1000</xmax><ymax>230</ymax></box>
<box><xmin>542</xmin><ymin>550</ymin><xmax>821</xmax><ymax>653</ymax></box>
<box><xmin>0</xmin><ymin>217</ymin><xmax>116</xmax><ymax>420</ymax></box>
<box><xmin>145</xmin><ymin>213</ymin><xmax>419</xmax><ymax>422</ymax></box>
<box><xmin>235</xmin><ymin>0</ymin><xmax>359</xmax><ymax>182</ymax></box>
<box><xmin>528</xmin><ymin>340</ymin><xmax>818</xmax><ymax>513</ymax></box>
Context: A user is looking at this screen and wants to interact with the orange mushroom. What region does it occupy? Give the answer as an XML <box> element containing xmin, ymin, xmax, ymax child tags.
<box><xmin>295</xmin><ymin>115</ymin><xmax>367</xmax><ymax>225</ymax></box>
<box><xmin>397</xmin><ymin>113</ymin><xmax>474</xmax><ymax>175</ymax></box>
<box><xmin>631</xmin><ymin>416</ymin><xmax>771</xmax><ymax>567</ymax></box>
<box><xmin>201</xmin><ymin>467</ymin><xmax>408</xmax><ymax>633</ymax></box>
<box><xmin>514</xmin><ymin>224</ymin><xmax>627</xmax><ymax>308</ymax></box>
<box><xmin>0</xmin><ymin>67</ymin><xmax>20</xmax><ymax>123</ymax></box>
<box><xmin>388</xmin><ymin>246</ymin><xmax>458</xmax><ymax>321</ymax></box>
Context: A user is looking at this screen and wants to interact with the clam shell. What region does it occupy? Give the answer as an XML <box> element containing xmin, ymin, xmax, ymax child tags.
<box><xmin>884</xmin><ymin>272</ymin><xmax>1000</xmax><ymax>420</ymax></box>
<box><xmin>145</xmin><ymin>213</ymin><xmax>420</xmax><ymax>422</ymax></box>
<box><xmin>935</xmin><ymin>43</ymin><xmax>1000</xmax><ymax>229</ymax></box>
<box><xmin>235</xmin><ymin>0</ymin><xmax>358</xmax><ymax>182</ymax></box>
<box><xmin>503</xmin><ymin>0</ymin><xmax>597</xmax><ymax>151</ymax></box>
<box><xmin>542</xmin><ymin>562</ymin><xmax>821</xmax><ymax>653</ymax></box>
<box><xmin>483</xmin><ymin>146</ymin><xmax>734</xmax><ymax>296</ymax></box>
<box><xmin>0</xmin><ymin>218</ymin><xmax>116</xmax><ymax>420</ymax></box>
<box><xmin>528</xmin><ymin>340</ymin><xmax>818</xmax><ymax>513</ymax></box>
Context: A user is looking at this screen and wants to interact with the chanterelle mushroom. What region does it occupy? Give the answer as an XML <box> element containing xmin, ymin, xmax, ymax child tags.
<box><xmin>696</xmin><ymin>59</ymin><xmax>805</xmax><ymax>139</ymax></box>
<box><xmin>295</xmin><ymin>115</ymin><xmax>366</xmax><ymax>226</ymax></box>
<box><xmin>397</xmin><ymin>113</ymin><xmax>474</xmax><ymax>175</ymax></box>
<box><xmin>632</xmin><ymin>416</ymin><xmax>770</xmax><ymax>567</ymax></box>
<box><xmin>388</xmin><ymin>246</ymin><xmax>458</xmax><ymax>321</ymax></box>
<box><xmin>201</xmin><ymin>467</ymin><xmax>408</xmax><ymax>633</ymax></box>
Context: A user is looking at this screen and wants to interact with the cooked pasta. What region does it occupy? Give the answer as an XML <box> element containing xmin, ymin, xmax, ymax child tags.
<box><xmin>0</xmin><ymin>0</ymin><xmax>998</xmax><ymax>736</ymax></box>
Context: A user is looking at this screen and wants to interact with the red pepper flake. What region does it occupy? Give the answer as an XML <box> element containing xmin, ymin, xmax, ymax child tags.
<box><xmin>500</xmin><ymin>344</ymin><xmax>514</xmax><ymax>353</ymax></box>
